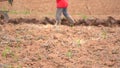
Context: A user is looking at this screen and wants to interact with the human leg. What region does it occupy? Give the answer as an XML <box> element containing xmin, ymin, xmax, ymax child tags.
<box><xmin>63</xmin><ymin>8</ymin><xmax>75</xmax><ymax>24</ymax></box>
<box><xmin>56</xmin><ymin>8</ymin><xmax>63</xmax><ymax>25</ymax></box>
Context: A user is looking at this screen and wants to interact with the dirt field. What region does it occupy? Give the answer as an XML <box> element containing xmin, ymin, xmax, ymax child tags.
<box><xmin>0</xmin><ymin>0</ymin><xmax>120</xmax><ymax>68</ymax></box>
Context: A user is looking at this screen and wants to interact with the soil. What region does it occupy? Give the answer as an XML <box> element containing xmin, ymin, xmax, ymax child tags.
<box><xmin>0</xmin><ymin>0</ymin><xmax>120</xmax><ymax>68</ymax></box>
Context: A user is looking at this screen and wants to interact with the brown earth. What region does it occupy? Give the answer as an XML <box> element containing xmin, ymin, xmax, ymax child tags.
<box><xmin>0</xmin><ymin>0</ymin><xmax>120</xmax><ymax>68</ymax></box>
<box><xmin>0</xmin><ymin>23</ymin><xmax>120</xmax><ymax>68</ymax></box>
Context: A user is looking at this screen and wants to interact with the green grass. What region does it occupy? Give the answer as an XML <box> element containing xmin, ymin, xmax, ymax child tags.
<box><xmin>82</xmin><ymin>15</ymin><xmax>88</xmax><ymax>20</ymax></box>
<box><xmin>74</xmin><ymin>13</ymin><xmax>88</xmax><ymax>20</ymax></box>
<box><xmin>2</xmin><ymin>45</ymin><xmax>14</xmax><ymax>58</ymax></box>
<box><xmin>1</xmin><ymin>6</ymin><xmax>31</xmax><ymax>15</ymax></box>
<box><xmin>9</xmin><ymin>10</ymin><xmax>31</xmax><ymax>15</ymax></box>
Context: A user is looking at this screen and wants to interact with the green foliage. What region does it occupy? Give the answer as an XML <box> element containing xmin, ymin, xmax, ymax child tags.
<box><xmin>66</xmin><ymin>50</ymin><xmax>73</xmax><ymax>58</ymax></box>
<box><xmin>76</xmin><ymin>39</ymin><xmax>82</xmax><ymax>47</ymax></box>
<box><xmin>101</xmin><ymin>30</ymin><xmax>107</xmax><ymax>39</ymax></box>
<box><xmin>9</xmin><ymin>10</ymin><xmax>31</xmax><ymax>15</ymax></box>
<box><xmin>76</xmin><ymin>39</ymin><xmax>86</xmax><ymax>47</ymax></box>
<box><xmin>2</xmin><ymin>46</ymin><xmax>14</xmax><ymax>58</ymax></box>
<box><xmin>83</xmin><ymin>16</ymin><xmax>87</xmax><ymax>20</ymax></box>
<box><xmin>82</xmin><ymin>14</ymin><xmax>88</xmax><ymax>20</ymax></box>
<box><xmin>9</xmin><ymin>10</ymin><xmax>18</xmax><ymax>14</ymax></box>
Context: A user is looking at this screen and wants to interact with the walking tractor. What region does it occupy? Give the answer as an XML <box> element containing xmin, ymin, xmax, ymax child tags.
<box><xmin>0</xmin><ymin>0</ymin><xmax>13</xmax><ymax>23</ymax></box>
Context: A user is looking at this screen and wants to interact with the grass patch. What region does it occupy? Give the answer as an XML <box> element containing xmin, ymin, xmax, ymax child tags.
<box><xmin>82</xmin><ymin>15</ymin><xmax>88</xmax><ymax>20</ymax></box>
<box><xmin>0</xmin><ymin>7</ymin><xmax>31</xmax><ymax>15</ymax></box>
<box><xmin>66</xmin><ymin>50</ymin><xmax>73</xmax><ymax>58</ymax></box>
<box><xmin>2</xmin><ymin>45</ymin><xmax>14</xmax><ymax>58</ymax></box>
<box><xmin>9</xmin><ymin>10</ymin><xmax>31</xmax><ymax>15</ymax></box>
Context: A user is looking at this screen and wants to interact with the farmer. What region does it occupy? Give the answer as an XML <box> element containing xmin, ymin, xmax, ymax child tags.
<box><xmin>0</xmin><ymin>0</ymin><xmax>13</xmax><ymax>23</ymax></box>
<box><xmin>56</xmin><ymin>0</ymin><xmax>75</xmax><ymax>26</ymax></box>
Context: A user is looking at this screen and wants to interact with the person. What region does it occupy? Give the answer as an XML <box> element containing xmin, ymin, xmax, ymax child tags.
<box><xmin>0</xmin><ymin>0</ymin><xmax>13</xmax><ymax>5</ymax></box>
<box><xmin>56</xmin><ymin>0</ymin><xmax>75</xmax><ymax>26</ymax></box>
<box><xmin>0</xmin><ymin>0</ymin><xmax>13</xmax><ymax>23</ymax></box>
<box><xmin>0</xmin><ymin>11</ymin><xmax>9</xmax><ymax>23</ymax></box>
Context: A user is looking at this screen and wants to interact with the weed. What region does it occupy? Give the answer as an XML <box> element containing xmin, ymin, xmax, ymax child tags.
<box><xmin>22</xmin><ymin>10</ymin><xmax>31</xmax><ymax>15</ymax></box>
<box><xmin>101</xmin><ymin>30</ymin><xmax>107</xmax><ymax>39</ymax></box>
<box><xmin>2</xmin><ymin>45</ymin><xmax>14</xmax><ymax>58</ymax></box>
<box><xmin>9</xmin><ymin>10</ymin><xmax>18</xmax><ymax>14</ymax></box>
<box><xmin>9</xmin><ymin>10</ymin><xmax>31</xmax><ymax>15</ymax></box>
<box><xmin>76</xmin><ymin>39</ymin><xmax>82</xmax><ymax>47</ymax></box>
<box><xmin>82</xmin><ymin>14</ymin><xmax>88</xmax><ymax>20</ymax></box>
<box><xmin>66</xmin><ymin>50</ymin><xmax>73</xmax><ymax>58</ymax></box>
<box><xmin>76</xmin><ymin>39</ymin><xmax>85</xmax><ymax>47</ymax></box>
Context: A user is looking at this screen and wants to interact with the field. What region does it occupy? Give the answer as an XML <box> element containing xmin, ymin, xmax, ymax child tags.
<box><xmin>0</xmin><ymin>0</ymin><xmax>120</xmax><ymax>68</ymax></box>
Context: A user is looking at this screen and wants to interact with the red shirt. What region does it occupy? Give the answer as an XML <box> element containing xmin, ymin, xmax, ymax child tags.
<box><xmin>56</xmin><ymin>0</ymin><xmax>68</xmax><ymax>8</ymax></box>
